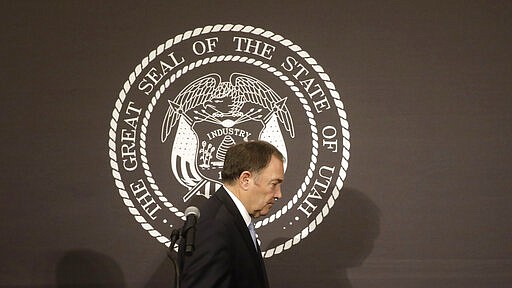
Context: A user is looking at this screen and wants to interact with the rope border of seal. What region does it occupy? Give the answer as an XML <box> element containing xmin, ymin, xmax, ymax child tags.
<box><xmin>108</xmin><ymin>24</ymin><xmax>350</xmax><ymax>251</ymax></box>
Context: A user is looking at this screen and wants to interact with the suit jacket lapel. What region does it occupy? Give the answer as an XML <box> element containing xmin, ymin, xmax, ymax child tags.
<box><xmin>214</xmin><ymin>188</ymin><xmax>260</xmax><ymax>255</ymax></box>
<box><xmin>214</xmin><ymin>188</ymin><xmax>268</xmax><ymax>279</ymax></box>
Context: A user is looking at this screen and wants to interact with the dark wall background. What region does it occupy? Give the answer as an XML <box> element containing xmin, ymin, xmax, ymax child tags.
<box><xmin>1</xmin><ymin>1</ymin><xmax>511</xmax><ymax>287</ymax></box>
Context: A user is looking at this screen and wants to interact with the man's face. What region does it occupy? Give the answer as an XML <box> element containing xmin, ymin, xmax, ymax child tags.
<box><xmin>245</xmin><ymin>155</ymin><xmax>284</xmax><ymax>218</ymax></box>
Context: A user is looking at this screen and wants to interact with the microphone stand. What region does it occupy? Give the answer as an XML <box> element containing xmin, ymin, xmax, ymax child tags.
<box><xmin>169</xmin><ymin>201</ymin><xmax>202</xmax><ymax>288</ymax></box>
<box><xmin>167</xmin><ymin>217</ymin><xmax>197</xmax><ymax>288</ymax></box>
<box><xmin>167</xmin><ymin>228</ymin><xmax>182</xmax><ymax>288</ymax></box>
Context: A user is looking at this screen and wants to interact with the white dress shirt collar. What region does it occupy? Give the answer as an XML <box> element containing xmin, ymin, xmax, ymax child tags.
<box><xmin>223</xmin><ymin>185</ymin><xmax>252</xmax><ymax>227</ymax></box>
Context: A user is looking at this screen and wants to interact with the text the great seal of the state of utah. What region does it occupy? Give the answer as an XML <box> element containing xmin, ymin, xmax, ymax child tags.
<box><xmin>108</xmin><ymin>24</ymin><xmax>350</xmax><ymax>258</ymax></box>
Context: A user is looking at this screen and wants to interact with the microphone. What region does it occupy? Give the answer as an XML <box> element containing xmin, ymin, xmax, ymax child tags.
<box><xmin>182</xmin><ymin>197</ymin><xmax>203</xmax><ymax>254</ymax></box>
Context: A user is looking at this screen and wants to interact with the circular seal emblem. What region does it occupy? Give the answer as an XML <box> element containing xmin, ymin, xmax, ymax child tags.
<box><xmin>108</xmin><ymin>24</ymin><xmax>350</xmax><ymax>258</ymax></box>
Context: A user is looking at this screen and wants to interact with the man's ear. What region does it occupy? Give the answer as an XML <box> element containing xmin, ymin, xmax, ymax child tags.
<box><xmin>239</xmin><ymin>171</ymin><xmax>251</xmax><ymax>190</ymax></box>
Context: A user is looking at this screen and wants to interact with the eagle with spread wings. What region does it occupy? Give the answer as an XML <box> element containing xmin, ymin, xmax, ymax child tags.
<box><xmin>161</xmin><ymin>73</ymin><xmax>295</xmax><ymax>142</ymax></box>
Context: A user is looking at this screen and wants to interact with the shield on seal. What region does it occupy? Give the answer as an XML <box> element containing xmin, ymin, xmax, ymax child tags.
<box><xmin>192</xmin><ymin>117</ymin><xmax>264</xmax><ymax>181</ymax></box>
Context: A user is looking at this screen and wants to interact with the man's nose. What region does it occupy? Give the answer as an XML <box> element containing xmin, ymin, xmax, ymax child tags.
<box><xmin>274</xmin><ymin>188</ymin><xmax>282</xmax><ymax>199</ymax></box>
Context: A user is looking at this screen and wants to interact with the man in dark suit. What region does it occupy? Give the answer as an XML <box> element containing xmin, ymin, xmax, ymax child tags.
<box><xmin>180</xmin><ymin>140</ymin><xmax>285</xmax><ymax>288</ymax></box>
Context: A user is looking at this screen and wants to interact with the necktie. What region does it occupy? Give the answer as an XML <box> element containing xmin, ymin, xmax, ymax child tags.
<box><xmin>248</xmin><ymin>222</ymin><xmax>258</xmax><ymax>250</ymax></box>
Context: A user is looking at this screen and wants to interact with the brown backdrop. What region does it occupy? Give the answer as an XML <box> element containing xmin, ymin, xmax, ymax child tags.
<box><xmin>1</xmin><ymin>1</ymin><xmax>511</xmax><ymax>287</ymax></box>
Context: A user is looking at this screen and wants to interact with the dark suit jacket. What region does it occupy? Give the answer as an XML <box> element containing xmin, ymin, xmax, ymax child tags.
<box><xmin>180</xmin><ymin>187</ymin><xmax>269</xmax><ymax>288</ymax></box>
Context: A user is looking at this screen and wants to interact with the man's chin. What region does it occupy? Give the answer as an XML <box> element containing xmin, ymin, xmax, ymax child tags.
<box><xmin>253</xmin><ymin>206</ymin><xmax>273</xmax><ymax>218</ymax></box>
<box><xmin>259</xmin><ymin>209</ymin><xmax>271</xmax><ymax>217</ymax></box>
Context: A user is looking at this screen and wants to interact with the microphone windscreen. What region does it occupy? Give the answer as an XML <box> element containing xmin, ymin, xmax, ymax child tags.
<box><xmin>184</xmin><ymin>196</ymin><xmax>206</xmax><ymax>218</ymax></box>
<box><xmin>185</xmin><ymin>206</ymin><xmax>200</xmax><ymax>218</ymax></box>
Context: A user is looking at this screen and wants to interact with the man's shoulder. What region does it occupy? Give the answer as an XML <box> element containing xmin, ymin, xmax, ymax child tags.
<box><xmin>199</xmin><ymin>190</ymin><xmax>236</xmax><ymax>225</ymax></box>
